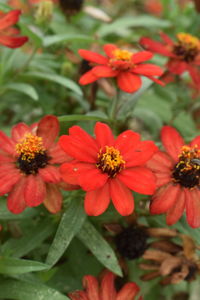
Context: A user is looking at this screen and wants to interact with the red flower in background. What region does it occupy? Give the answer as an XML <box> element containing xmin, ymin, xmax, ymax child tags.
<box><xmin>144</xmin><ymin>0</ymin><xmax>163</xmax><ymax>17</ymax></box>
<box><xmin>0</xmin><ymin>10</ymin><xmax>28</xmax><ymax>48</ymax></box>
<box><xmin>0</xmin><ymin>115</ymin><xmax>75</xmax><ymax>214</ymax></box>
<box><xmin>78</xmin><ymin>44</ymin><xmax>164</xmax><ymax>93</ymax></box>
<box><xmin>140</xmin><ymin>32</ymin><xmax>200</xmax><ymax>85</ymax></box>
<box><xmin>59</xmin><ymin>122</ymin><xmax>157</xmax><ymax>216</ymax></box>
<box><xmin>148</xmin><ymin>125</ymin><xmax>200</xmax><ymax>228</ymax></box>
<box><xmin>68</xmin><ymin>271</ymin><xmax>143</xmax><ymax>300</ymax></box>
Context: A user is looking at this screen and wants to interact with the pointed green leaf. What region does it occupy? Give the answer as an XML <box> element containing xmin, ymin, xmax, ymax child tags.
<box><xmin>77</xmin><ymin>220</ymin><xmax>122</xmax><ymax>276</ymax></box>
<box><xmin>46</xmin><ymin>199</ymin><xmax>86</xmax><ymax>266</ymax></box>
<box><xmin>0</xmin><ymin>257</ymin><xmax>48</xmax><ymax>275</ymax></box>
<box><xmin>0</xmin><ymin>279</ymin><xmax>70</xmax><ymax>300</ymax></box>
<box><xmin>5</xmin><ymin>83</ymin><xmax>38</xmax><ymax>101</ymax></box>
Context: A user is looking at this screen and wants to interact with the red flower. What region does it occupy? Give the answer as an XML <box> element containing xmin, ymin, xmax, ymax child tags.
<box><xmin>147</xmin><ymin>125</ymin><xmax>200</xmax><ymax>228</ymax></box>
<box><xmin>140</xmin><ymin>32</ymin><xmax>200</xmax><ymax>85</ymax></box>
<box><xmin>59</xmin><ymin>122</ymin><xmax>157</xmax><ymax>216</ymax></box>
<box><xmin>0</xmin><ymin>10</ymin><xmax>28</xmax><ymax>48</ymax></box>
<box><xmin>78</xmin><ymin>44</ymin><xmax>164</xmax><ymax>93</ymax></box>
<box><xmin>144</xmin><ymin>0</ymin><xmax>163</xmax><ymax>17</ymax></box>
<box><xmin>68</xmin><ymin>271</ymin><xmax>143</xmax><ymax>300</ymax></box>
<box><xmin>0</xmin><ymin>115</ymin><xmax>74</xmax><ymax>214</ymax></box>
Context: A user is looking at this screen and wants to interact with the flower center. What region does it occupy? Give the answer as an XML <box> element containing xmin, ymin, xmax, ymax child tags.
<box><xmin>113</xmin><ymin>49</ymin><xmax>133</xmax><ymax>61</ymax></box>
<box><xmin>173</xmin><ymin>33</ymin><xmax>200</xmax><ymax>62</ymax></box>
<box><xmin>96</xmin><ymin>146</ymin><xmax>125</xmax><ymax>177</ymax></box>
<box><xmin>172</xmin><ymin>145</ymin><xmax>200</xmax><ymax>188</ymax></box>
<box><xmin>15</xmin><ymin>133</ymin><xmax>50</xmax><ymax>175</ymax></box>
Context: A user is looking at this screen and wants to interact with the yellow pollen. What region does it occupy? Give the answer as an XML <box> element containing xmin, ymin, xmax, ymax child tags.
<box><xmin>15</xmin><ymin>133</ymin><xmax>45</xmax><ymax>161</ymax></box>
<box><xmin>113</xmin><ymin>49</ymin><xmax>133</xmax><ymax>61</ymax></box>
<box><xmin>97</xmin><ymin>146</ymin><xmax>125</xmax><ymax>177</ymax></box>
<box><xmin>177</xmin><ymin>33</ymin><xmax>200</xmax><ymax>50</ymax></box>
<box><xmin>177</xmin><ymin>144</ymin><xmax>200</xmax><ymax>171</ymax></box>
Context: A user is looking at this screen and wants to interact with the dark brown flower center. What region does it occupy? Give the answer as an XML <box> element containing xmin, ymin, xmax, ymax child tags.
<box><xmin>173</xmin><ymin>33</ymin><xmax>200</xmax><ymax>62</ymax></box>
<box><xmin>15</xmin><ymin>133</ymin><xmax>50</xmax><ymax>175</ymax></box>
<box><xmin>96</xmin><ymin>146</ymin><xmax>125</xmax><ymax>178</ymax></box>
<box><xmin>172</xmin><ymin>145</ymin><xmax>200</xmax><ymax>188</ymax></box>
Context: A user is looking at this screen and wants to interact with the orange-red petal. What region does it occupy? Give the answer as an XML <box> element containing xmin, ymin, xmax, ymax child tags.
<box><xmin>100</xmin><ymin>271</ymin><xmax>117</xmax><ymax>300</ymax></box>
<box><xmin>95</xmin><ymin>122</ymin><xmax>115</xmax><ymax>147</ymax></box>
<box><xmin>78</xmin><ymin>49</ymin><xmax>108</xmax><ymax>64</ymax></box>
<box><xmin>37</xmin><ymin>115</ymin><xmax>59</xmax><ymax>148</ymax></box>
<box><xmin>43</xmin><ymin>183</ymin><xmax>62</xmax><ymax>213</ymax></box>
<box><xmin>116</xmin><ymin>282</ymin><xmax>140</xmax><ymax>300</ymax></box>
<box><xmin>161</xmin><ymin>126</ymin><xmax>184</xmax><ymax>162</ymax></box>
<box><xmin>7</xmin><ymin>177</ymin><xmax>27</xmax><ymax>214</ymax></box>
<box><xmin>117</xmin><ymin>72</ymin><xmax>142</xmax><ymax>93</ymax></box>
<box><xmin>166</xmin><ymin>188</ymin><xmax>185</xmax><ymax>225</ymax></box>
<box><xmin>24</xmin><ymin>174</ymin><xmax>46</xmax><ymax>207</ymax></box>
<box><xmin>132</xmin><ymin>51</ymin><xmax>153</xmax><ymax>64</ymax></box>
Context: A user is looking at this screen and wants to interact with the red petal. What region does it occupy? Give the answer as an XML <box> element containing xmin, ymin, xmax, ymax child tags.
<box><xmin>79</xmin><ymin>69</ymin><xmax>98</xmax><ymax>85</ymax></box>
<box><xmin>0</xmin><ymin>152</ymin><xmax>14</xmax><ymax>163</ymax></box>
<box><xmin>140</xmin><ymin>37</ymin><xmax>173</xmax><ymax>57</ymax></box>
<box><xmin>68</xmin><ymin>291</ymin><xmax>88</xmax><ymax>300</ymax></box>
<box><xmin>92</xmin><ymin>65</ymin><xmax>118</xmax><ymax>78</ymax></box>
<box><xmin>167</xmin><ymin>59</ymin><xmax>187</xmax><ymax>74</ymax></box>
<box><xmin>125</xmin><ymin>140</ymin><xmax>158</xmax><ymax>167</ymax></box>
<box><xmin>116</xmin><ymin>282</ymin><xmax>140</xmax><ymax>300</ymax></box>
<box><xmin>0</xmin><ymin>35</ymin><xmax>28</xmax><ymax>48</ymax></box>
<box><xmin>147</xmin><ymin>151</ymin><xmax>174</xmax><ymax>173</ymax></box>
<box><xmin>155</xmin><ymin>172</ymin><xmax>171</xmax><ymax>188</ymax></box>
<box><xmin>160</xmin><ymin>32</ymin><xmax>174</xmax><ymax>45</ymax></box>
<box><xmin>39</xmin><ymin>166</ymin><xmax>61</xmax><ymax>183</ymax></box>
<box><xmin>79</xmin><ymin>168</ymin><xmax>108</xmax><ymax>191</ymax></box>
<box><xmin>114</xmin><ymin>130</ymin><xmax>140</xmax><ymax>156</ymax></box>
<box><xmin>59</xmin><ymin>135</ymin><xmax>97</xmax><ymax>163</ymax></box>
<box><xmin>185</xmin><ymin>189</ymin><xmax>200</xmax><ymax>228</ymax></box>
<box><xmin>117</xmin><ymin>72</ymin><xmax>142</xmax><ymax>93</ymax></box>
<box><xmin>69</xmin><ymin>125</ymin><xmax>98</xmax><ymax>152</ymax></box>
<box><xmin>0</xmin><ymin>10</ymin><xmax>21</xmax><ymax>30</ymax></box>
<box><xmin>60</xmin><ymin>161</ymin><xmax>92</xmax><ymax>185</ymax></box>
<box><xmin>37</xmin><ymin>115</ymin><xmax>59</xmax><ymax>148</ymax></box>
<box><xmin>132</xmin><ymin>51</ymin><xmax>153</xmax><ymax>64</ymax></box>
<box><xmin>147</xmin><ymin>75</ymin><xmax>165</xmax><ymax>86</ymax></box>
<box><xmin>118</xmin><ymin>167</ymin><xmax>156</xmax><ymax>195</ymax></box>
<box><xmin>43</xmin><ymin>183</ymin><xmax>62</xmax><ymax>213</ymax></box>
<box><xmin>0</xmin><ymin>131</ymin><xmax>15</xmax><ymax>154</ymax></box>
<box><xmin>100</xmin><ymin>272</ymin><xmax>117</xmax><ymax>300</ymax></box>
<box><xmin>191</xmin><ymin>135</ymin><xmax>200</xmax><ymax>148</ymax></box>
<box><xmin>0</xmin><ymin>166</ymin><xmax>20</xmax><ymax>196</ymax></box>
<box><xmin>78</xmin><ymin>49</ymin><xmax>108</xmax><ymax>64</ymax></box>
<box><xmin>83</xmin><ymin>275</ymin><xmax>100</xmax><ymax>300</ymax></box>
<box><xmin>133</xmin><ymin>64</ymin><xmax>163</xmax><ymax>76</ymax></box>
<box><xmin>7</xmin><ymin>177</ymin><xmax>27</xmax><ymax>214</ymax></box>
<box><xmin>11</xmin><ymin>122</ymin><xmax>30</xmax><ymax>143</ymax></box>
<box><xmin>150</xmin><ymin>183</ymin><xmax>180</xmax><ymax>214</ymax></box>
<box><xmin>187</xmin><ymin>65</ymin><xmax>200</xmax><ymax>86</ymax></box>
<box><xmin>24</xmin><ymin>174</ymin><xmax>46</xmax><ymax>207</ymax></box>
<box><xmin>95</xmin><ymin>122</ymin><xmax>115</xmax><ymax>147</ymax></box>
<box><xmin>103</xmin><ymin>44</ymin><xmax>118</xmax><ymax>57</ymax></box>
<box><xmin>161</xmin><ymin>126</ymin><xmax>184</xmax><ymax>162</ymax></box>
<box><xmin>84</xmin><ymin>183</ymin><xmax>110</xmax><ymax>216</ymax></box>
<box><xmin>166</xmin><ymin>188</ymin><xmax>185</xmax><ymax>225</ymax></box>
<box><xmin>109</xmin><ymin>178</ymin><xmax>134</xmax><ymax>216</ymax></box>
<box><xmin>48</xmin><ymin>143</ymin><xmax>72</xmax><ymax>164</ymax></box>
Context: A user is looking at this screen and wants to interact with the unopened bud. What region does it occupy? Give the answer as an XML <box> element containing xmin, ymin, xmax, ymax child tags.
<box><xmin>35</xmin><ymin>0</ymin><xmax>53</xmax><ymax>24</ymax></box>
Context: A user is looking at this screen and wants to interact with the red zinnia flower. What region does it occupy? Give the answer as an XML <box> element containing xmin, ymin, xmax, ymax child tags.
<box><xmin>78</xmin><ymin>44</ymin><xmax>164</xmax><ymax>93</ymax></box>
<box><xmin>0</xmin><ymin>115</ymin><xmax>74</xmax><ymax>214</ymax></box>
<box><xmin>140</xmin><ymin>32</ymin><xmax>200</xmax><ymax>85</ymax></box>
<box><xmin>144</xmin><ymin>0</ymin><xmax>163</xmax><ymax>17</ymax></box>
<box><xmin>147</xmin><ymin>125</ymin><xmax>200</xmax><ymax>228</ymax></box>
<box><xmin>59</xmin><ymin>122</ymin><xmax>157</xmax><ymax>216</ymax></box>
<box><xmin>0</xmin><ymin>10</ymin><xmax>28</xmax><ymax>48</ymax></box>
<box><xmin>68</xmin><ymin>271</ymin><xmax>143</xmax><ymax>300</ymax></box>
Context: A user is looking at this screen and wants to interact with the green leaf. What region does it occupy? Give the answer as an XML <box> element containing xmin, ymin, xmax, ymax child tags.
<box><xmin>5</xmin><ymin>83</ymin><xmax>38</xmax><ymax>101</ymax></box>
<box><xmin>98</xmin><ymin>15</ymin><xmax>171</xmax><ymax>37</ymax></box>
<box><xmin>22</xmin><ymin>72</ymin><xmax>83</xmax><ymax>96</ymax></box>
<box><xmin>46</xmin><ymin>199</ymin><xmax>86</xmax><ymax>266</ymax></box>
<box><xmin>77</xmin><ymin>220</ymin><xmax>122</xmax><ymax>276</ymax></box>
<box><xmin>19</xmin><ymin>24</ymin><xmax>43</xmax><ymax>47</ymax></box>
<box><xmin>0</xmin><ymin>199</ymin><xmax>36</xmax><ymax>220</ymax></box>
<box><xmin>2</xmin><ymin>219</ymin><xmax>55</xmax><ymax>258</ymax></box>
<box><xmin>58</xmin><ymin>113</ymin><xmax>108</xmax><ymax>123</ymax></box>
<box><xmin>0</xmin><ymin>279</ymin><xmax>70</xmax><ymax>300</ymax></box>
<box><xmin>0</xmin><ymin>257</ymin><xmax>48</xmax><ymax>275</ymax></box>
<box><xmin>43</xmin><ymin>34</ymin><xmax>94</xmax><ymax>47</ymax></box>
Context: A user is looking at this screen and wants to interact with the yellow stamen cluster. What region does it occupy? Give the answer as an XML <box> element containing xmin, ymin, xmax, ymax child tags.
<box><xmin>177</xmin><ymin>145</ymin><xmax>200</xmax><ymax>171</ymax></box>
<box><xmin>177</xmin><ymin>33</ymin><xmax>200</xmax><ymax>50</ymax></box>
<box><xmin>15</xmin><ymin>133</ymin><xmax>45</xmax><ymax>161</ymax></box>
<box><xmin>97</xmin><ymin>146</ymin><xmax>125</xmax><ymax>177</ymax></box>
<box><xmin>113</xmin><ymin>49</ymin><xmax>133</xmax><ymax>61</ymax></box>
